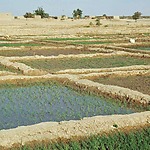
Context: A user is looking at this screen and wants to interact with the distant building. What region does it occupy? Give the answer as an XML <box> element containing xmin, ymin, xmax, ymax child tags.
<box><xmin>34</xmin><ymin>15</ymin><xmax>41</xmax><ymax>19</ymax></box>
<box><xmin>0</xmin><ymin>13</ymin><xmax>13</xmax><ymax>20</ymax></box>
<box><xmin>16</xmin><ymin>16</ymin><xmax>25</xmax><ymax>19</ymax></box>
<box><xmin>113</xmin><ymin>16</ymin><xmax>120</xmax><ymax>20</ymax></box>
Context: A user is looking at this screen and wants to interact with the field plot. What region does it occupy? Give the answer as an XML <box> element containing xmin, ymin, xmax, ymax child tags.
<box><xmin>72</xmin><ymin>41</ymin><xmax>113</xmax><ymax>45</ymax></box>
<box><xmin>119</xmin><ymin>43</ymin><xmax>150</xmax><ymax>52</ymax></box>
<box><xmin>92</xmin><ymin>75</ymin><xmax>150</xmax><ymax>95</ymax></box>
<box><xmin>0</xmin><ymin>48</ymin><xmax>96</xmax><ymax>57</ymax></box>
<box><xmin>123</xmin><ymin>45</ymin><xmax>150</xmax><ymax>51</ymax></box>
<box><xmin>0</xmin><ymin>81</ymin><xmax>136</xmax><ymax>130</ymax></box>
<box><xmin>18</xmin><ymin>55</ymin><xmax>150</xmax><ymax>72</ymax></box>
<box><xmin>136</xmin><ymin>47</ymin><xmax>150</xmax><ymax>51</ymax></box>
<box><xmin>47</xmin><ymin>37</ymin><xmax>115</xmax><ymax>45</ymax></box>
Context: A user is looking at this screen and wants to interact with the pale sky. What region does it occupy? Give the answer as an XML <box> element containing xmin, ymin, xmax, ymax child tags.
<box><xmin>0</xmin><ymin>0</ymin><xmax>149</xmax><ymax>17</ymax></box>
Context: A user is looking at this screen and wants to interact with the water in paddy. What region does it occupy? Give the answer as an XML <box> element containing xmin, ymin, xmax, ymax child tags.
<box><xmin>0</xmin><ymin>83</ymin><xmax>135</xmax><ymax>130</ymax></box>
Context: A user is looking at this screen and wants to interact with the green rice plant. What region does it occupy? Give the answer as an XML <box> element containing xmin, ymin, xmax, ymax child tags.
<box><xmin>0</xmin><ymin>81</ymin><xmax>137</xmax><ymax>130</ymax></box>
<box><xmin>144</xmin><ymin>33</ymin><xmax>150</xmax><ymax>36</ymax></box>
<box><xmin>72</xmin><ymin>41</ymin><xmax>112</xmax><ymax>45</ymax></box>
<box><xmin>18</xmin><ymin>56</ymin><xmax>150</xmax><ymax>72</ymax></box>
<box><xmin>44</xmin><ymin>37</ymin><xmax>90</xmax><ymax>41</ymax></box>
<box><xmin>10</xmin><ymin>126</ymin><xmax>150</xmax><ymax>150</ymax></box>
<box><xmin>136</xmin><ymin>47</ymin><xmax>150</xmax><ymax>50</ymax></box>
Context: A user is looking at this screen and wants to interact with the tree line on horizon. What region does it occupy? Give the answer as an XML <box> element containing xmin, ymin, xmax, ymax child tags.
<box><xmin>24</xmin><ymin>7</ymin><xmax>83</xmax><ymax>19</ymax></box>
<box><xmin>24</xmin><ymin>7</ymin><xmax>142</xmax><ymax>21</ymax></box>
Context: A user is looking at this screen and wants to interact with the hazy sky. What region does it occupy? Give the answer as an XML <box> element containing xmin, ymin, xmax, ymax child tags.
<box><xmin>0</xmin><ymin>0</ymin><xmax>149</xmax><ymax>16</ymax></box>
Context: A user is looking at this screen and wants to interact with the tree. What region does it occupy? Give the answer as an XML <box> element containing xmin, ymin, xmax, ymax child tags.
<box><xmin>24</xmin><ymin>12</ymin><xmax>34</xmax><ymax>18</ymax></box>
<box><xmin>42</xmin><ymin>13</ymin><xmax>49</xmax><ymax>18</ymax></box>
<box><xmin>132</xmin><ymin>11</ymin><xmax>142</xmax><ymax>21</ymax></box>
<box><xmin>61</xmin><ymin>15</ymin><xmax>66</xmax><ymax>20</ymax></box>
<box><xmin>72</xmin><ymin>9</ymin><xmax>83</xmax><ymax>19</ymax></box>
<box><xmin>102</xmin><ymin>14</ymin><xmax>107</xmax><ymax>19</ymax></box>
<box><xmin>34</xmin><ymin>7</ymin><xmax>49</xmax><ymax>18</ymax></box>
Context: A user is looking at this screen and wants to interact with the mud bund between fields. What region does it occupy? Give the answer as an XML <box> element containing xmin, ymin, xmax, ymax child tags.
<box><xmin>0</xmin><ymin>50</ymin><xmax>150</xmax><ymax>149</ymax></box>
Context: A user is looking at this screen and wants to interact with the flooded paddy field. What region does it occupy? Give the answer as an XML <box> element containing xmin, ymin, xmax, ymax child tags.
<box><xmin>0</xmin><ymin>81</ymin><xmax>136</xmax><ymax>130</ymax></box>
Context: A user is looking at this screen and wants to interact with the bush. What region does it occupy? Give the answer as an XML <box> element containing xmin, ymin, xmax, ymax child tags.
<box><xmin>96</xmin><ymin>18</ymin><xmax>102</xmax><ymax>26</ymax></box>
<box><xmin>89</xmin><ymin>22</ymin><xmax>94</xmax><ymax>26</ymax></box>
<box><xmin>24</xmin><ymin>12</ymin><xmax>35</xmax><ymax>18</ymax></box>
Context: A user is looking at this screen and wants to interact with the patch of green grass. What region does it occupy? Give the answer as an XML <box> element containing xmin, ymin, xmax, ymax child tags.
<box><xmin>16</xmin><ymin>126</ymin><xmax>150</xmax><ymax>150</ymax></box>
<box><xmin>44</xmin><ymin>37</ymin><xmax>90</xmax><ymax>41</ymax></box>
<box><xmin>0</xmin><ymin>43</ymin><xmax>42</xmax><ymax>47</ymax></box>
<box><xmin>143</xmin><ymin>33</ymin><xmax>150</xmax><ymax>36</ymax></box>
<box><xmin>72</xmin><ymin>41</ymin><xmax>112</xmax><ymax>45</ymax></box>
<box><xmin>136</xmin><ymin>47</ymin><xmax>150</xmax><ymax>51</ymax></box>
<box><xmin>19</xmin><ymin>56</ymin><xmax>150</xmax><ymax>72</ymax></box>
<box><xmin>44</xmin><ymin>37</ymin><xmax>107</xmax><ymax>42</ymax></box>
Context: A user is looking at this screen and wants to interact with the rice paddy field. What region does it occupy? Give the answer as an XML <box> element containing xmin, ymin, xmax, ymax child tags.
<box><xmin>18</xmin><ymin>56</ymin><xmax>150</xmax><ymax>72</ymax></box>
<box><xmin>0</xmin><ymin>81</ymin><xmax>136</xmax><ymax>131</ymax></box>
<box><xmin>92</xmin><ymin>75</ymin><xmax>150</xmax><ymax>96</ymax></box>
<box><xmin>136</xmin><ymin>47</ymin><xmax>150</xmax><ymax>51</ymax></box>
<box><xmin>120</xmin><ymin>43</ymin><xmax>150</xmax><ymax>52</ymax></box>
<box><xmin>0</xmin><ymin>48</ymin><xmax>96</xmax><ymax>57</ymax></box>
<box><xmin>0</xmin><ymin>18</ymin><xmax>150</xmax><ymax>149</ymax></box>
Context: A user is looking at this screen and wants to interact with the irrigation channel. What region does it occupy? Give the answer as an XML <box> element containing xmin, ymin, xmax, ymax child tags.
<box><xmin>0</xmin><ymin>81</ymin><xmax>136</xmax><ymax>130</ymax></box>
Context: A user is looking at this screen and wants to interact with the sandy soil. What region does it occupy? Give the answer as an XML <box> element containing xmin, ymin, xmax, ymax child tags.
<box><xmin>0</xmin><ymin>18</ymin><xmax>150</xmax><ymax>36</ymax></box>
